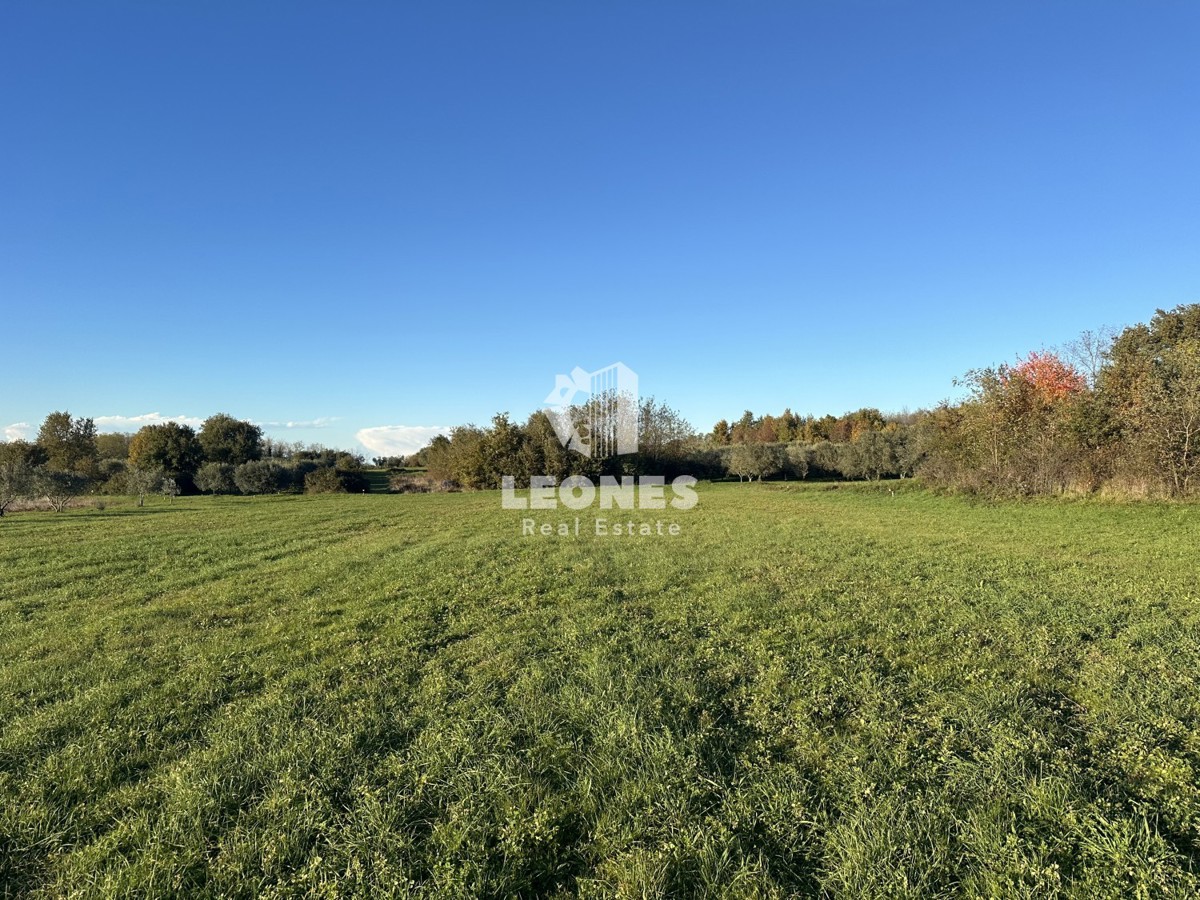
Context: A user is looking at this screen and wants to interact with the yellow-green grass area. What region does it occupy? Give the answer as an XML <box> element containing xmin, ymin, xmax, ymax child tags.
<box><xmin>2</xmin><ymin>483</ymin><xmax>1200</xmax><ymax>897</ymax></box>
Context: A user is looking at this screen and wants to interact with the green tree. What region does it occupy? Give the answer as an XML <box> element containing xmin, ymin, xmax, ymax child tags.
<box><xmin>234</xmin><ymin>460</ymin><xmax>290</xmax><ymax>495</ymax></box>
<box><xmin>776</xmin><ymin>409</ymin><xmax>801</xmax><ymax>443</ymax></box>
<box><xmin>423</xmin><ymin>435</ymin><xmax>455</xmax><ymax>484</ymax></box>
<box><xmin>129</xmin><ymin>423</ymin><xmax>202</xmax><ymax>485</ymax></box>
<box><xmin>853</xmin><ymin>430</ymin><xmax>899</xmax><ymax>480</ymax></box>
<box><xmin>1103</xmin><ymin>305</ymin><xmax>1200</xmax><ymax>413</ymax></box>
<box><xmin>125</xmin><ymin>465</ymin><xmax>165</xmax><ymax>507</ymax></box>
<box><xmin>785</xmin><ymin>444</ymin><xmax>810</xmax><ymax>479</ymax></box>
<box><xmin>35</xmin><ymin>469</ymin><xmax>89</xmax><ymax>512</ymax></box>
<box><xmin>194</xmin><ymin>461</ymin><xmax>237</xmax><ymax>495</ymax></box>
<box><xmin>727</xmin><ymin>443</ymin><xmax>783</xmax><ymax>482</ymax></box>
<box><xmin>810</xmin><ymin>441</ymin><xmax>843</xmax><ymax>478</ymax></box>
<box><xmin>636</xmin><ymin>397</ymin><xmax>694</xmax><ymax>474</ymax></box>
<box><xmin>518</xmin><ymin>412</ymin><xmax>572</xmax><ymax>482</ymax></box>
<box><xmin>928</xmin><ymin>352</ymin><xmax>1088</xmax><ymax>495</ymax></box>
<box><xmin>1130</xmin><ymin>339</ymin><xmax>1200</xmax><ymax>496</ymax></box>
<box><xmin>95</xmin><ymin>432</ymin><xmax>132</xmax><ymax>461</ymax></box>
<box><xmin>0</xmin><ymin>441</ymin><xmax>41</xmax><ymax>516</ymax></box>
<box><xmin>726</xmin><ymin>444</ymin><xmax>756</xmax><ymax>482</ymax></box>
<box><xmin>37</xmin><ymin>411</ymin><xmax>98</xmax><ymax>476</ymax></box>
<box><xmin>198</xmin><ymin>414</ymin><xmax>263</xmax><ymax>465</ymax></box>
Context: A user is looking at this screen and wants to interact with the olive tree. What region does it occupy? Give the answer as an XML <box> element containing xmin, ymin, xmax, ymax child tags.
<box><xmin>35</xmin><ymin>469</ymin><xmax>90</xmax><ymax>512</ymax></box>
<box><xmin>125</xmin><ymin>465</ymin><xmax>166</xmax><ymax>507</ymax></box>
<box><xmin>234</xmin><ymin>460</ymin><xmax>290</xmax><ymax>495</ymax></box>
<box><xmin>194</xmin><ymin>461</ymin><xmax>236</xmax><ymax>495</ymax></box>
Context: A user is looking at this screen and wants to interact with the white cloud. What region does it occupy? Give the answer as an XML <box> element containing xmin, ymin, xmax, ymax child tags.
<box><xmin>93</xmin><ymin>412</ymin><xmax>204</xmax><ymax>432</ymax></box>
<box><xmin>4</xmin><ymin>422</ymin><xmax>31</xmax><ymax>441</ymax></box>
<box><xmin>259</xmin><ymin>417</ymin><xmax>339</xmax><ymax>429</ymax></box>
<box><xmin>356</xmin><ymin>425</ymin><xmax>450</xmax><ymax>457</ymax></box>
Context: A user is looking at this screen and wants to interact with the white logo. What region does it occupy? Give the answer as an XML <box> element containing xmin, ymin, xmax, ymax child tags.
<box><xmin>544</xmin><ymin>362</ymin><xmax>639</xmax><ymax>457</ymax></box>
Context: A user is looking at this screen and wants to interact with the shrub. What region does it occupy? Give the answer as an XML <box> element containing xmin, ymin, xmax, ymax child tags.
<box><xmin>389</xmin><ymin>473</ymin><xmax>432</xmax><ymax>493</ymax></box>
<box><xmin>304</xmin><ymin>467</ymin><xmax>346</xmax><ymax>494</ymax></box>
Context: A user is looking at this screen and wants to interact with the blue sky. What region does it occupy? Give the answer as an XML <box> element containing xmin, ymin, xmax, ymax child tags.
<box><xmin>3</xmin><ymin>2</ymin><xmax>1198</xmax><ymax>456</ymax></box>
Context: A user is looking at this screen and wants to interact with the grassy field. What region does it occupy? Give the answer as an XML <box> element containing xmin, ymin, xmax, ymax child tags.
<box><xmin>3</xmin><ymin>484</ymin><xmax>1200</xmax><ymax>897</ymax></box>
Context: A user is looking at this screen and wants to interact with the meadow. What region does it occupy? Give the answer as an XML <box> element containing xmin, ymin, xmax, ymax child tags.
<box><xmin>2</xmin><ymin>483</ymin><xmax>1200</xmax><ymax>897</ymax></box>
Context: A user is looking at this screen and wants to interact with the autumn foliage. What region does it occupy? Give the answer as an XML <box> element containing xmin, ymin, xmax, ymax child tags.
<box><xmin>999</xmin><ymin>351</ymin><xmax>1087</xmax><ymax>403</ymax></box>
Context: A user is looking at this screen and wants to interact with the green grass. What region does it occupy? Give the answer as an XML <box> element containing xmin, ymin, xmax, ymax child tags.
<box><xmin>360</xmin><ymin>468</ymin><xmax>393</xmax><ymax>494</ymax></box>
<box><xmin>3</xmin><ymin>483</ymin><xmax>1200</xmax><ymax>897</ymax></box>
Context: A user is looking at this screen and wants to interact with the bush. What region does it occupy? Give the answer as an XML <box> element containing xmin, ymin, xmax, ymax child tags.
<box><xmin>337</xmin><ymin>468</ymin><xmax>370</xmax><ymax>493</ymax></box>
<box><xmin>389</xmin><ymin>473</ymin><xmax>432</xmax><ymax>493</ymax></box>
<box><xmin>304</xmin><ymin>467</ymin><xmax>346</xmax><ymax>494</ymax></box>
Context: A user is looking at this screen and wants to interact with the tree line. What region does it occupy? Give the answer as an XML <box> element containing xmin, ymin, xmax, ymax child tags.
<box><xmin>702</xmin><ymin>304</ymin><xmax>1200</xmax><ymax>497</ymax></box>
<box><xmin>4</xmin><ymin>304</ymin><xmax>1199</xmax><ymax>511</ymax></box>
<box><xmin>915</xmin><ymin>305</ymin><xmax>1200</xmax><ymax>497</ymax></box>
<box><xmin>401</xmin><ymin>304</ymin><xmax>1200</xmax><ymax>498</ymax></box>
<box><xmin>0</xmin><ymin>413</ymin><xmax>370</xmax><ymax>513</ymax></box>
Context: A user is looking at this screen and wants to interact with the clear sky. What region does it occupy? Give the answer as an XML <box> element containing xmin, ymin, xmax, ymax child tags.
<box><xmin>3</xmin><ymin>2</ymin><xmax>1198</xmax><ymax>456</ymax></box>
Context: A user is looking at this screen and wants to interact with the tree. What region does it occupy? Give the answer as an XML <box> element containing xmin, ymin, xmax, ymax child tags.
<box><xmin>161</xmin><ymin>478</ymin><xmax>180</xmax><ymax>502</ymax></box>
<box><xmin>777</xmin><ymin>409</ymin><xmax>801</xmax><ymax>443</ymax></box>
<box><xmin>730</xmin><ymin>410</ymin><xmax>757</xmax><ymax>444</ymax></box>
<box><xmin>37</xmin><ymin>411</ymin><xmax>97</xmax><ymax>476</ymax></box>
<box><xmin>334</xmin><ymin>452</ymin><xmax>364</xmax><ymax>471</ymax></box>
<box><xmin>428</xmin><ymin>425</ymin><xmax>488</xmax><ymax>488</ymax></box>
<box><xmin>727</xmin><ymin>445</ymin><xmax>756</xmax><ymax>482</ymax></box>
<box><xmin>125</xmin><ymin>465</ymin><xmax>165</xmax><ymax>507</ymax></box>
<box><xmin>97</xmin><ymin>458</ymin><xmax>128</xmax><ymax>493</ymax></box>
<box><xmin>636</xmin><ymin>397</ymin><xmax>694</xmax><ymax>474</ymax></box>
<box><xmin>129</xmin><ymin>423</ymin><xmax>202</xmax><ymax>485</ymax></box>
<box><xmin>95</xmin><ymin>432</ymin><xmax>133</xmax><ymax>461</ymax></box>
<box><xmin>1003</xmin><ymin>351</ymin><xmax>1087</xmax><ymax>402</ymax></box>
<box><xmin>35</xmin><ymin>469</ymin><xmax>89</xmax><ymax>512</ymax></box>
<box><xmin>727</xmin><ymin>443</ymin><xmax>783</xmax><ymax>482</ymax></box>
<box><xmin>785</xmin><ymin>444</ymin><xmax>810</xmax><ymax>480</ymax></box>
<box><xmin>1102</xmin><ymin>305</ymin><xmax>1200</xmax><ymax>424</ymax></box>
<box><xmin>194</xmin><ymin>461</ymin><xmax>237</xmax><ymax>495</ymax></box>
<box><xmin>423</xmin><ymin>434</ymin><xmax>455</xmax><ymax>483</ymax></box>
<box><xmin>1065</xmin><ymin>326</ymin><xmax>1118</xmax><ymax>388</ymax></box>
<box><xmin>756</xmin><ymin>444</ymin><xmax>785</xmax><ymax>480</ymax></box>
<box><xmin>234</xmin><ymin>460</ymin><xmax>290</xmax><ymax>495</ymax></box>
<box><xmin>0</xmin><ymin>441</ymin><xmax>39</xmax><ymax>516</ymax></box>
<box><xmin>852</xmin><ymin>430</ymin><xmax>899</xmax><ymax>480</ymax></box>
<box><xmin>198</xmin><ymin>414</ymin><xmax>263</xmax><ymax>465</ymax></box>
<box><xmin>896</xmin><ymin>416</ymin><xmax>936</xmax><ymax>478</ymax></box>
<box><xmin>1129</xmin><ymin>339</ymin><xmax>1200</xmax><ymax>496</ymax></box>
<box><xmin>755</xmin><ymin>416</ymin><xmax>779</xmax><ymax>444</ymax></box>
<box><xmin>518</xmin><ymin>411</ymin><xmax>572</xmax><ymax>482</ymax></box>
<box><xmin>810</xmin><ymin>441</ymin><xmax>843</xmax><ymax>478</ymax></box>
<box><xmin>927</xmin><ymin>351</ymin><xmax>1089</xmax><ymax>495</ymax></box>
